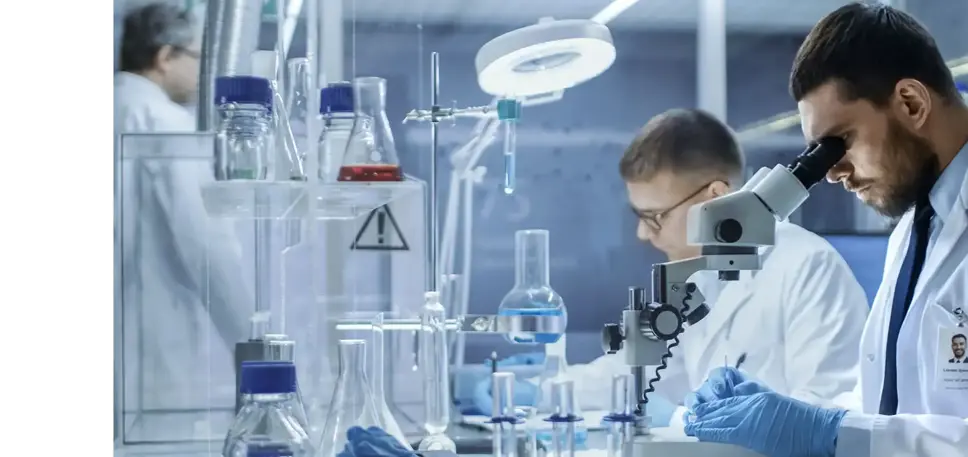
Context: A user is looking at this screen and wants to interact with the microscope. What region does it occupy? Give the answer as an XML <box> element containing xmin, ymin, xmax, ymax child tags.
<box><xmin>601</xmin><ymin>137</ymin><xmax>847</xmax><ymax>456</ymax></box>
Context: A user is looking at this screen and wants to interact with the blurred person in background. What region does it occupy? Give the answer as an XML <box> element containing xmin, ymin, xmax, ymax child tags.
<box><xmin>471</xmin><ymin>109</ymin><xmax>870</xmax><ymax>432</ymax></box>
<box><xmin>115</xmin><ymin>3</ymin><xmax>252</xmax><ymax>413</ymax></box>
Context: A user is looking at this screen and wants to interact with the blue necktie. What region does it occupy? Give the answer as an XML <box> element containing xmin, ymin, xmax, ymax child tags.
<box><xmin>879</xmin><ymin>201</ymin><xmax>935</xmax><ymax>415</ymax></box>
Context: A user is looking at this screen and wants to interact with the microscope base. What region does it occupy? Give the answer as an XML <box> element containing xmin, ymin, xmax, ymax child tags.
<box><xmin>632</xmin><ymin>428</ymin><xmax>765</xmax><ymax>457</ymax></box>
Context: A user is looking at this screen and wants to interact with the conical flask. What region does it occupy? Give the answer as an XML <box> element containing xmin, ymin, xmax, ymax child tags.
<box><xmin>315</xmin><ymin>339</ymin><xmax>387</xmax><ymax>457</ymax></box>
<box><xmin>336</xmin><ymin>76</ymin><xmax>403</xmax><ymax>182</ymax></box>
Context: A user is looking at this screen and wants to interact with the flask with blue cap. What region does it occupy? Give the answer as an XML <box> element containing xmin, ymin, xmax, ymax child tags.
<box><xmin>317</xmin><ymin>82</ymin><xmax>358</xmax><ymax>182</ymax></box>
<box><xmin>214</xmin><ymin>75</ymin><xmax>275</xmax><ymax>181</ymax></box>
<box><xmin>222</xmin><ymin>361</ymin><xmax>314</xmax><ymax>457</ymax></box>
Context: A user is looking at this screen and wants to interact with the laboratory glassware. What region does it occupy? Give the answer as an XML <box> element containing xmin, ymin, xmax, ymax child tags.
<box><xmin>337</xmin><ymin>77</ymin><xmax>403</xmax><ymax>182</ymax></box>
<box><xmin>497</xmin><ymin>98</ymin><xmax>521</xmax><ymax>195</ymax></box>
<box><xmin>222</xmin><ymin>362</ymin><xmax>314</xmax><ymax>457</ymax></box>
<box><xmin>369</xmin><ymin>314</ymin><xmax>413</xmax><ymax>450</ymax></box>
<box><xmin>214</xmin><ymin>75</ymin><xmax>275</xmax><ymax>181</ymax></box>
<box><xmin>535</xmin><ymin>343</ymin><xmax>587</xmax><ymax>449</ymax></box>
<box><xmin>315</xmin><ymin>340</ymin><xmax>390</xmax><ymax>457</ymax></box>
<box><xmin>285</xmin><ymin>58</ymin><xmax>311</xmax><ymax>162</ymax></box>
<box><xmin>417</xmin><ymin>292</ymin><xmax>457</xmax><ymax>452</ymax></box>
<box><xmin>498</xmin><ymin>229</ymin><xmax>567</xmax><ymax>344</ymax></box>
<box><xmin>489</xmin><ymin>372</ymin><xmax>523</xmax><ymax>457</ymax></box>
<box><xmin>545</xmin><ymin>380</ymin><xmax>583</xmax><ymax>457</ymax></box>
<box><xmin>318</xmin><ymin>82</ymin><xmax>359</xmax><ymax>182</ymax></box>
<box><xmin>603</xmin><ymin>374</ymin><xmax>636</xmax><ymax>457</ymax></box>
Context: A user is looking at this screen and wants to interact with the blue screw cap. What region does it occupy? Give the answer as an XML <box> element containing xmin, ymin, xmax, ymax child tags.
<box><xmin>240</xmin><ymin>361</ymin><xmax>297</xmax><ymax>394</ymax></box>
<box><xmin>497</xmin><ymin>98</ymin><xmax>521</xmax><ymax>121</ymax></box>
<box><xmin>321</xmin><ymin>82</ymin><xmax>354</xmax><ymax>114</ymax></box>
<box><xmin>215</xmin><ymin>76</ymin><xmax>273</xmax><ymax>109</ymax></box>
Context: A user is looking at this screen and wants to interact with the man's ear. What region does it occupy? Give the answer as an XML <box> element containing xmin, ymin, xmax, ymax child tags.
<box><xmin>707</xmin><ymin>180</ymin><xmax>730</xmax><ymax>198</ymax></box>
<box><xmin>154</xmin><ymin>44</ymin><xmax>175</xmax><ymax>72</ymax></box>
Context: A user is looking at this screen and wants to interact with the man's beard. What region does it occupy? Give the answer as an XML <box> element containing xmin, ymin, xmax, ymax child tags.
<box><xmin>867</xmin><ymin>120</ymin><xmax>939</xmax><ymax>218</ymax></box>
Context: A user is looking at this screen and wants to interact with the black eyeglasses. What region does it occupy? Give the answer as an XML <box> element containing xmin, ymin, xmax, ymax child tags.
<box><xmin>631</xmin><ymin>181</ymin><xmax>718</xmax><ymax>232</ymax></box>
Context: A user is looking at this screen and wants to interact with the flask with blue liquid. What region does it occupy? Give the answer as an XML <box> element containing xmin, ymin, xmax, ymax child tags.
<box><xmin>214</xmin><ymin>75</ymin><xmax>275</xmax><ymax>181</ymax></box>
<box><xmin>222</xmin><ymin>361</ymin><xmax>314</xmax><ymax>457</ymax></box>
<box><xmin>498</xmin><ymin>229</ymin><xmax>567</xmax><ymax>344</ymax></box>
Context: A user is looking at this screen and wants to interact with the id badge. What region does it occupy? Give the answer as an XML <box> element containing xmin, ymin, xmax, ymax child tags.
<box><xmin>937</xmin><ymin>308</ymin><xmax>968</xmax><ymax>391</ymax></box>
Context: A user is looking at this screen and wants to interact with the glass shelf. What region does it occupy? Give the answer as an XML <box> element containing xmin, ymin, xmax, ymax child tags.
<box><xmin>202</xmin><ymin>176</ymin><xmax>423</xmax><ymax>220</ymax></box>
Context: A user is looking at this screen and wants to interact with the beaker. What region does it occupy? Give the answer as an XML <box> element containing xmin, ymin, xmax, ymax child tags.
<box><xmin>337</xmin><ymin>76</ymin><xmax>403</xmax><ymax>182</ymax></box>
<box><xmin>498</xmin><ymin>229</ymin><xmax>567</xmax><ymax>344</ymax></box>
<box><xmin>314</xmin><ymin>340</ymin><xmax>388</xmax><ymax>457</ymax></box>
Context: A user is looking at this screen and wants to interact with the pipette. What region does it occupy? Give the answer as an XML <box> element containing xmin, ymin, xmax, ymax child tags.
<box><xmin>497</xmin><ymin>98</ymin><xmax>521</xmax><ymax>195</ymax></box>
<box><xmin>488</xmin><ymin>372</ymin><xmax>523</xmax><ymax>457</ymax></box>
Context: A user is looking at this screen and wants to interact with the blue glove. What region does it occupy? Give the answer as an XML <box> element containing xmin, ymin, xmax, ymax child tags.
<box><xmin>684</xmin><ymin>367</ymin><xmax>772</xmax><ymax>411</ymax></box>
<box><xmin>684</xmin><ymin>392</ymin><xmax>846</xmax><ymax>457</ymax></box>
<box><xmin>496</xmin><ymin>352</ymin><xmax>545</xmax><ymax>367</ymax></box>
<box><xmin>337</xmin><ymin>426</ymin><xmax>414</xmax><ymax>457</ymax></box>
<box><xmin>643</xmin><ymin>394</ymin><xmax>679</xmax><ymax>427</ymax></box>
<box><xmin>472</xmin><ymin>376</ymin><xmax>539</xmax><ymax>417</ymax></box>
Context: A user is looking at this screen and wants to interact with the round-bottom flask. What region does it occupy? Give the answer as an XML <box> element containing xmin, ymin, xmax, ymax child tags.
<box><xmin>498</xmin><ymin>230</ymin><xmax>567</xmax><ymax>344</ymax></box>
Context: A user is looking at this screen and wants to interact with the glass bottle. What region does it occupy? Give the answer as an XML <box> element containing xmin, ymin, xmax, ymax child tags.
<box><xmin>498</xmin><ymin>229</ymin><xmax>567</xmax><ymax>344</ymax></box>
<box><xmin>337</xmin><ymin>77</ymin><xmax>403</xmax><ymax>182</ymax></box>
<box><xmin>222</xmin><ymin>362</ymin><xmax>314</xmax><ymax>457</ymax></box>
<box><xmin>315</xmin><ymin>340</ymin><xmax>390</xmax><ymax>457</ymax></box>
<box><xmin>214</xmin><ymin>75</ymin><xmax>275</xmax><ymax>181</ymax></box>
<box><xmin>417</xmin><ymin>292</ymin><xmax>456</xmax><ymax>452</ymax></box>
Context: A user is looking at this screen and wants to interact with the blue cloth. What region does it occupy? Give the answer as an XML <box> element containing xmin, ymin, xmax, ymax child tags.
<box><xmin>337</xmin><ymin>426</ymin><xmax>414</xmax><ymax>457</ymax></box>
<box><xmin>684</xmin><ymin>367</ymin><xmax>772</xmax><ymax>410</ymax></box>
<box><xmin>497</xmin><ymin>352</ymin><xmax>545</xmax><ymax>367</ymax></box>
<box><xmin>684</xmin><ymin>392</ymin><xmax>846</xmax><ymax>457</ymax></box>
<box><xmin>472</xmin><ymin>376</ymin><xmax>539</xmax><ymax>417</ymax></box>
<box><xmin>879</xmin><ymin>200</ymin><xmax>934</xmax><ymax>415</ymax></box>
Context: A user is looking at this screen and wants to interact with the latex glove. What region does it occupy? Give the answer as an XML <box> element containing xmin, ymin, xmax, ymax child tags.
<box><xmin>643</xmin><ymin>394</ymin><xmax>679</xmax><ymax>427</ymax></box>
<box><xmin>684</xmin><ymin>367</ymin><xmax>772</xmax><ymax>411</ymax></box>
<box><xmin>497</xmin><ymin>352</ymin><xmax>545</xmax><ymax>367</ymax></box>
<box><xmin>337</xmin><ymin>426</ymin><xmax>414</xmax><ymax>457</ymax></box>
<box><xmin>684</xmin><ymin>392</ymin><xmax>846</xmax><ymax>457</ymax></box>
<box><xmin>472</xmin><ymin>376</ymin><xmax>539</xmax><ymax>417</ymax></box>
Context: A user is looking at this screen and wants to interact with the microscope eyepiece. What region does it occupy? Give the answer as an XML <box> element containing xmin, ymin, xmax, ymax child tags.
<box><xmin>788</xmin><ymin>136</ymin><xmax>847</xmax><ymax>190</ymax></box>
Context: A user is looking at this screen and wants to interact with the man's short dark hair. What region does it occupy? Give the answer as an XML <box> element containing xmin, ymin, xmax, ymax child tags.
<box><xmin>120</xmin><ymin>3</ymin><xmax>196</xmax><ymax>73</ymax></box>
<box><xmin>619</xmin><ymin>108</ymin><xmax>744</xmax><ymax>184</ymax></box>
<box><xmin>790</xmin><ymin>2</ymin><xmax>958</xmax><ymax>105</ymax></box>
<box><xmin>954</xmin><ymin>334</ymin><xmax>967</xmax><ymax>343</ymax></box>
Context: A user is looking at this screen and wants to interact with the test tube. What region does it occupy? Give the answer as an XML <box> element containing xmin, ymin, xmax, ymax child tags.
<box><xmin>604</xmin><ymin>374</ymin><xmax>637</xmax><ymax>457</ymax></box>
<box><xmin>490</xmin><ymin>372</ymin><xmax>520</xmax><ymax>457</ymax></box>
<box><xmin>548</xmin><ymin>380</ymin><xmax>581</xmax><ymax>457</ymax></box>
<box><xmin>497</xmin><ymin>99</ymin><xmax>521</xmax><ymax>195</ymax></box>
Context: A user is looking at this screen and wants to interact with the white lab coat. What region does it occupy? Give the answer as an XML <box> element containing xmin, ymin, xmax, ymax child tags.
<box><xmin>833</xmin><ymin>165</ymin><xmax>968</xmax><ymax>456</ymax></box>
<box><xmin>554</xmin><ymin>222</ymin><xmax>870</xmax><ymax>428</ymax></box>
<box><xmin>115</xmin><ymin>72</ymin><xmax>251</xmax><ymax>412</ymax></box>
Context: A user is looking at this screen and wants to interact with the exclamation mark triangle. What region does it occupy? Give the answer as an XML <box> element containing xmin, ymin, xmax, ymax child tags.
<box><xmin>350</xmin><ymin>205</ymin><xmax>410</xmax><ymax>251</ymax></box>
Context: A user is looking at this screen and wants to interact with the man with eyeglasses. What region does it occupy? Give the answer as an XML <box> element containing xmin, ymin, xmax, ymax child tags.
<box><xmin>543</xmin><ymin>108</ymin><xmax>870</xmax><ymax>431</ymax></box>
<box><xmin>115</xmin><ymin>3</ymin><xmax>251</xmax><ymax>421</ymax></box>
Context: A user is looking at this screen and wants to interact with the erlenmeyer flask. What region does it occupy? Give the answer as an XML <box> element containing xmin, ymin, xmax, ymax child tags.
<box><xmin>369</xmin><ymin>314</ymin><xmax>412</xmax><ymax>450</ymax></box>
<box><xmin>336</xmin><ymin>77</ymin><xmax>403</xmax><ymax>182</ymax></box>
<box><xmin>315</xmin><ymin>340</ymin><xmax>387</xmax><ymax>457</ymax></box>
<box><xmin>497</xmin><ymin>229</ymin><xmax>567</xmax><ymax>344</ymax></box>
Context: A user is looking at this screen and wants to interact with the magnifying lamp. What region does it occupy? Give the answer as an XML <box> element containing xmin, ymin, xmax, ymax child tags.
<box><xmin>475</xmin><ymin>18</ymin><xmax>617</xmax><ymax>97</ymax></box>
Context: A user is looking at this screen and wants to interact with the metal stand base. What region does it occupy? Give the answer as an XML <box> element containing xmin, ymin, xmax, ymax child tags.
<box><xmin>632</xmin><ymin>428</ymin><xmax>765</xmax><ymax>457</ymax></box>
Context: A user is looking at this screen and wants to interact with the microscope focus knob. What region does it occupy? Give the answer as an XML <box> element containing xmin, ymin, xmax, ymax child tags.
<box><xmin>601</xmin><ymin>324</ymin><xmax>624</xmax><ymax>354</ymax></box>
<box><xmin>685</xmin><ymin>303</ymin><xmax>711</xmax><ymax>326</ymax></box>
<box><xmin>644</xmin><ymin>304</ymin><xmax>684</xmax><ymax>341</ymax></box>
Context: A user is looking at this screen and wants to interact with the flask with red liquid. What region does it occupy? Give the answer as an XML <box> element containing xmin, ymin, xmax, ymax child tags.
<box><xmin>318</xmin><ymin>78</ymin><xmax>402</xmax><ymax>183</ymax></box>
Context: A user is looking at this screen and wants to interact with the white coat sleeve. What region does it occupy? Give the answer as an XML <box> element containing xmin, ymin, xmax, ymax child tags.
<box><xmin>781</xmin><ymin>249</ymin><xmax>869</xmax><ymax>406</ymax></box>
<box><xmin>836</xmin><ymin>411</ymin><xmax>968</xmax><ymax>457</ymax></box>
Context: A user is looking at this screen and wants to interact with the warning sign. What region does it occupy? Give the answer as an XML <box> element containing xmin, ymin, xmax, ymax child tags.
<box><xmin>350</xmin><ymin>205</ymin><xmax>410</xmax><ymax>251</ymax></box>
